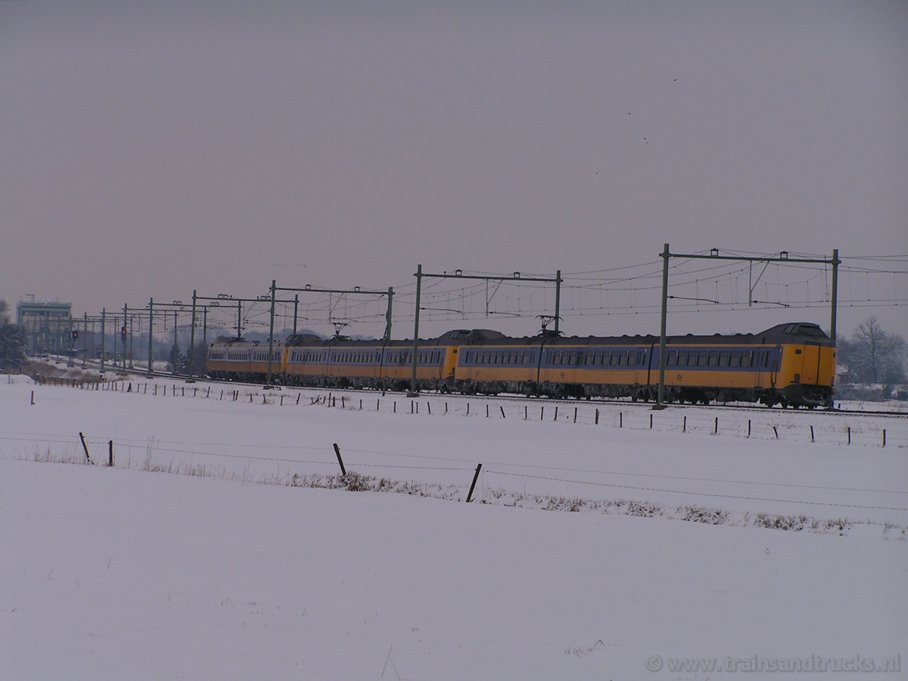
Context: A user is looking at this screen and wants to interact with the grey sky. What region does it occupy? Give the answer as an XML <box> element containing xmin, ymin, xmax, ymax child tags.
<box><xmin>2</xmin><ymin>1</ymin><xmax>906</xmax><ymax>341</ymax></box>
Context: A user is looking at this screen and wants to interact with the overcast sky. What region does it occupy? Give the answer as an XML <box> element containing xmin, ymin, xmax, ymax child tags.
<box><xmin>2</xmin><ymin>1</ymin><xmax>906</xmax><ymax>340</ymax></box>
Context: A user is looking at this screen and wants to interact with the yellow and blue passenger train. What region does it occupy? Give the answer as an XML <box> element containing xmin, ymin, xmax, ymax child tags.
<box><xmin>206</xmin><ymin>322</ymin><xmax>836</xmax><ymax>407</ymax></box>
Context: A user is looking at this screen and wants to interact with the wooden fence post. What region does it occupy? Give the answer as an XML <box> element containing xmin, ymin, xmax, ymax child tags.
<box><xmin>466</xmin><ymin>464</ymin><xmax>482</xmax><ymax>503</ymax></box>
<box><xmin>79</xmin><ymin>432</ymin><xmax>92</xmax><ymax>464</ymax></box>
<box><xmin>332</xmin><ymin>443</ymin><xmax>347</xmax><ymax>477</ymax></box>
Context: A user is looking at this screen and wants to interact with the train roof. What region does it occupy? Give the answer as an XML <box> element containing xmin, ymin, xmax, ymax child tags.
<box><xmin>214</xmin><ymin>322</ymin><xmax>832</xmax><ymax>349</ymax></box>
<box><xmin>209</xmin><ymin>338</ymin><xmax>283</xmax><ymax>348</ymax></box>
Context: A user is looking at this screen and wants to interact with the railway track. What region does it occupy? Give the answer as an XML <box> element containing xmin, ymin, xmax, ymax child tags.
<box><xmin>41</xmin><ymin>356</ymin><xmax>908</xmax><ymax>419</ymax></box>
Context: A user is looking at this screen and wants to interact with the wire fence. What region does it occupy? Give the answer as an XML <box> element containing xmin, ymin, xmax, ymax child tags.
<box><xmin>28</xmin><ymin>374</ymin><xmax>908</xmax><ymax>450</ymax></box>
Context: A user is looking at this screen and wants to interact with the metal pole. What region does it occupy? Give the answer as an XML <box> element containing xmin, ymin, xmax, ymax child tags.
<box><xmin>128</xmin><ymin>312</ymin><xmax>134</xmax><ymax>368</ymax></box>
<box><xmin>554</xmin><ymin>269</ymin><xmax>562</xmax><ymax>336</ymax></box>
<box><xmin>266</xmin><ymin>279</ymin><xmax>276</xmax><ymax>386</ymax></box>
<box><xmin>202</xmin><ymin>307</ymin><xmax>208</xmax><ymax>348</ymax></box>
<box><xmin>384</xmin><ymin>287</ymin><xmax>393</xmax><ymax>341</ymax></box>
<box><xmin>188</xmin><ymin>290</ymin><xmax>197</xmax><ymax>381</ymax></box>
<box><xmin>657</xmin><ymin>243</ymin><xmax>670</xmax><ymax>406</ymax></box>
<box><xmin>292</xmin><ymin>294</ymin><xmax>299</xmax><ymax>335</ymax></box>
<box><xmin>147</xmin><ymin>298</ymin><xmax>154</xmax><ymax>377</ymax></box>
<box><xmin>237</xmin><ymin>301</ymin><xmax>242</xmax><ymax>338</ymax></box>
<box><xmin>123</xmin><ymin>303</ymin><xmax>128</xmax><ymax>371</ymax></box>
<box><xmin>82</xmin><ymin>313</ymin><xmax>88</xmax><ymax>368</ymax></box>
<box><xmin>830</xmin><ymin>248</ymin><xmax>839</xmax><ymax>343</ymax></box>
<box><xmin>829</xmin><ymin>248</ymin><xmax>840</xmax><ymax>408</ymax></box>
<box><xmin>100</xmin><ymin>308</ymin><xmax>106</xmax><ymax>374</ymax></box>
<box><xmin>173</xmin><ymin>310</ymin><xmax>178</xmax><ymax>376</ymax></box>
<box><xmin>409</xmin><ymin>264</ymin><xmax>422</xmax><ymax>396</ymax></box>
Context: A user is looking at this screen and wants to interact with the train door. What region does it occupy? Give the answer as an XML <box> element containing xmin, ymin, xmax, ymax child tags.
<box><xmin>443</xmin><ymin>346</ymin><xmax>459</xmax><ymax>381</ymax></box>
<box><xmin>770</xmin><ymin>346</ymin><xmax>781</xmax><ymax>388</ymax></box>
<box><xmin>799</xmin><ymin>344</ymin><xmax>820</xmax><ymax>386</ymax></box>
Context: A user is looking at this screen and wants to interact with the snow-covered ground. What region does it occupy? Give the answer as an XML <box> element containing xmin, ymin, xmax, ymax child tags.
<box><xmin>2</xmin><ymin>376</ymin><xmax>906</xmax><ymax>679</ymax></box>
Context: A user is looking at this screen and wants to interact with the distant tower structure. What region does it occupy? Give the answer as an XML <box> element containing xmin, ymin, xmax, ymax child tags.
<box><xmin>16</xmin><ymin>296</ymin><xmax>72</xmax><ymax>355</ymax></box>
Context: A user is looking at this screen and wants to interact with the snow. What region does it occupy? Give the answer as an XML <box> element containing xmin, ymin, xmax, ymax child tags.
<box><xmin>2</xmin><ymin>377</ymin><xmax>907</xmax><ymax>679</ymax></box>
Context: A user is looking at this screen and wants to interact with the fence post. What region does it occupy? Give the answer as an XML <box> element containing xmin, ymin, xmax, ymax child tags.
<box><xmin>500</xmin><ymin>405</ymin><xmax>506</xmax><ymax>419</ymax></box>
<box><xmin>682</xmin><ymin>415</ymin><xmax>686</xmax><ymax>433</ymax></box>
<box><xmin>713</xmin><ymin>417</ymin><xmax>719</xmax><ymax>435</ymax></box>
<box><xmin>332</xmin><ymin>443</ymin><xmax>347</xmax><ymax>477</ymax></box>
<box><xmin>79</xmin><ymin>432</ymin><xmax>92</xmax><ymax>464</ymax></box>
<box><xmin>810</xmin><ymin>425</ymin><xmax>815</xmax><ymax>443</ymax></box>
<box><xmin>619</xmin><ymin>412</ymin><xmax>623</xmax><ymax>428</ymax></box>
<box><xmin>649</xmin><ymin>413</ymin><xmax>653</xmax><ymax>430</ymax></box>
<box><xmin>486</xmin><ymin>404</ymin><xmax>489</xmax><ymax>418</ymax></box>
<box><xmin>466</xmin><ymin>463</ymin><xmax>482</xmax><ymax>503</ymax></box>
<box><xmin>553</xmin><ymin>406</ymin><xmax>559</xmax><ymax>422</ymax></box>
<box><xmin>108</xmin><ymin>440</ymin><xmax>114</xmax><ymax>467</ymax></box>
<box><xmin>847</xmin><ymin>426</ymin><xmax>851</xmax><ymax>445</ymax></box>
<box><xmin>773</xmin><ymin>425</ymin><xmax>779</xmax><ymax>439</ymax></box>
<box><xmin>882</xmin><ymin>429</ymin><xmax>887</xmax><ymax>448</ymax></box>
<box><xmin>427</xmin><ymin>402</ymin><xmax>432</xmax><ymax>415</ymax></box>
<box><xmin>747</xmin><ymin>419</ymin><xmax>751</xmax><ymax>438</ymax></box>
<box><xmin>595</xmin><ymin>409</ymin><xmax>599</xmax><ymax>425</ymax></box>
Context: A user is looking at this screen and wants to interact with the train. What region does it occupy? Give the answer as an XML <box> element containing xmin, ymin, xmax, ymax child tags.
<box><xmin>206</xmin><ymin>322</ymin><xmax>836</xmax><ymax>408</ymax></box>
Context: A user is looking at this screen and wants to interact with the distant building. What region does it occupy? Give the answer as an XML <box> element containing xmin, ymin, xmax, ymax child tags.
<box><xmin>16</xmin><ymin>299</ymin><xmax>72</xmax><ymax>355</ymax></box>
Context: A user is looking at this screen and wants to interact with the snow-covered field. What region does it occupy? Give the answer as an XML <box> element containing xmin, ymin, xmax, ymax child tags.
<box><xmin>2</xmin><ymin>375</ymin><xmax>906</xmax><ymax>680</ymax></box>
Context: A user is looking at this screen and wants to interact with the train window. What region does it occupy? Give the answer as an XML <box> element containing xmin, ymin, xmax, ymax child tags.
<box><xmin>730</xmin><ymin>352</ymin><xmax>740</xmax><ymax>368</ymax></box>
<box><xmin>719</xmin><ymin>351</ymin><xmax>729</xmax><ymax>367</ymax></box>
<box><xmin>668</xmin><ymin>350</ymin><xmax>678</xmax><ymax>366</ymax></box>
<box><xmin>697</xmin><ymin>352</ymin><xmax>707</xmax><ymax>367</ymax></box>
<box><xmin>708</xmin><ymin>352</ymin><xmax>719</xmax><ymax>367</ymax></box>
<box><xmin>741</xmin><ymin>351</ymin><xmax>752</xmax><ymax>368</ymax></box>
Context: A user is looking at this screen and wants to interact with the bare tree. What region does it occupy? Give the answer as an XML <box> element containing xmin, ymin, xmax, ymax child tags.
<box><xmin>839</xmin><ymin>317</ymin><xmax>906</xmax><ymax>384</ymax></box>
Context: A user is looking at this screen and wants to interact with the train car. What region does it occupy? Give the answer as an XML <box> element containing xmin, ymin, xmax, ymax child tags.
<box><xmin>281</xmin><ymin>329</ymin><xmax>499</xmax><ymax>391</ymax></box>
<box><xmin>454</xmin><ymin>334</ymin><xmax>655</xmax><ymax>399</ymax></box>
<box><xmin>652</xmin><ymin>323</ymin><xmax>835</xmax><ymax>406</ymax></box>
<box><xmin>452</xmin><ymin>322</ymin><xmax>835</xmax><ymax>407</ymax></box>
<box><xmin>206</xmin><ymin>338</ymin><xmax>282</xmax><ymax>382</ymax></box>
